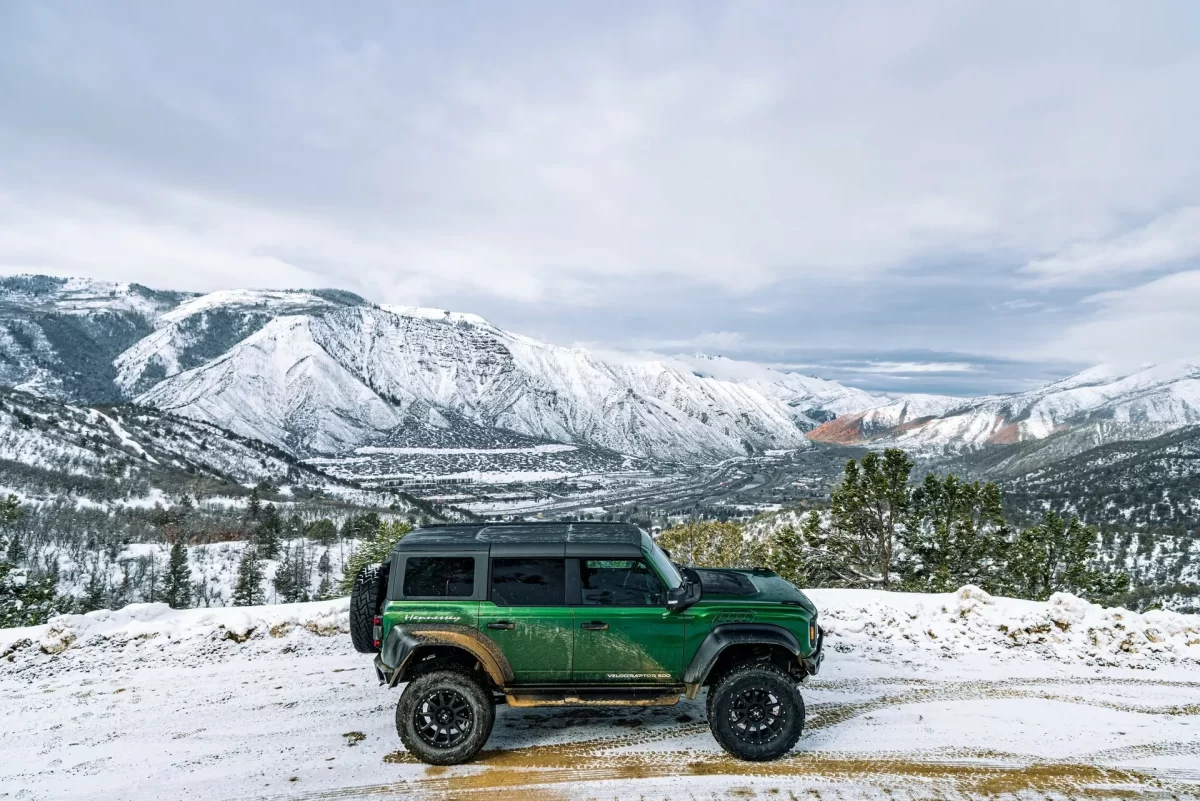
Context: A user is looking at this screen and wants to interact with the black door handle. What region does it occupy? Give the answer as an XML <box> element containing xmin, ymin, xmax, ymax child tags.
<box><xmin>486</xmin><ymin>621</ymin><xmax>515</xmax><ymax>630</ymax></box>
<box><xmin>580</xmin><ymin>622</ymin><xmax>608</xmax><ymax>631</ymax></box>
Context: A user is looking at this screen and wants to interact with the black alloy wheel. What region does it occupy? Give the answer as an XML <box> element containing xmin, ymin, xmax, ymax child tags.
<box><xmin>396</xmin><ymin>667</ymin><xmax>495</xmax><ymax>765</ymax></box>
<box><xmin>725</xmin><ymin>686</ymin><xmax>786</xmax><ymax>744</ymax></box>
<box><xmin>708</xmin><ymin>663</ymin><xmax>804</xmax><ymax>761</ymax></box>
<box><xmin>412</xmin><ymin>688</ymin><xmax>474</xmax><ymax>748</ymax></box>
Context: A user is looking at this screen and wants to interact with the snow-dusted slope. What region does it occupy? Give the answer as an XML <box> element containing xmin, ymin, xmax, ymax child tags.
<box><xmin>680</xmin><ymin>354</ymin><xmax>888</xmax><ymax>427</ymax></box>
<box><xmin>114</xmin><ymin>289</ymin><xmax>366</xmax><ymax>396</ymax></box>
<box><xmin>809</xmin><ymin>363</ymin><xmax>1200</xmax><ymax>452</ymax></box>
<box><xmin>142</xmin><ymin>307</ymin><xmax>816</xmax><ymax>461</ymax></box>
<box><xmin>137</xmin><ymin>315</ymin><xmax>405</xmax><ymax>455</ymax></box>
<box><xmin>0</xmin><ymin>385</ymin><xmax>366</xmax><ymax>503</ymax></box>
<box><xmin>0</xmin><ymin>275</ymin><xmax>190</xmax><ymax>318</ymax></box>
<box><xmin>0</xmin><ymin>275</ymin><xmax>193</xmax><ymax>401</ymax></box>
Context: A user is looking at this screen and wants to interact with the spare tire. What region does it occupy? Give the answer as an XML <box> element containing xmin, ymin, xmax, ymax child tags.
<box><xmin>350</xmin><ymin>563</ymin><xmax>390</xmax><ymax>654</ymax></box>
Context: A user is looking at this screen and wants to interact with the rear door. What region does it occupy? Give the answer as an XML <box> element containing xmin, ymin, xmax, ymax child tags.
<box><xmin>390</xmin><ymin>553</ymin><xmax>483</xmax><ymax>632</ymax></box>
<box><xmin>479</xmin><ymin>557</ymin><xmax>573</xmax><ymax>683</ymax></box>
<box><xmin>571</xmin><ymin>558</ymin><xmax>685</xmax><ymax>684</ymax></box>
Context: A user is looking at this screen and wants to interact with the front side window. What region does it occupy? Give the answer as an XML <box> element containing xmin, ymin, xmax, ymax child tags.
<box><xmin>490</xmin><ymin>558</ymin><xmax>566</xmax><ymax>606</ymax></box>
<box><xmin>403</xmin><ymin>556</ymin><xmax>475</xmax><ymax>597</ymax></box>
<box><xmin>580</xmin><ymin>559</ymin><xmax>665</xmax><ymax>606</ymax></box>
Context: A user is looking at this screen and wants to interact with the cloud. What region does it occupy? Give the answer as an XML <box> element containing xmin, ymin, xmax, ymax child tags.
<box><xmin>859</xmin><ymin>361</ymin><xmax>975</xmax><ymax>374</ymax></box>
<box><xmin>1045</xmin><ymin>270</ymin><xmax>1200</xmax><ymax>366</ymax></box>
<box><xmin>0</xmin><ymin>2</ymin><xmax>1197</xmax><ymax>390</ymax></box>
<box><xmin>1023</xmin><ymin>207</ymin><xmax>1200</xmax><ymax>285</ymax></box>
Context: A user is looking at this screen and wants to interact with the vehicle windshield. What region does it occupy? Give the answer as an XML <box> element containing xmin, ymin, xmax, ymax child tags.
<box><xmin>641</xmin><ymin>532</ymin><xmax>684</xmax><ymax>590</ymax></box>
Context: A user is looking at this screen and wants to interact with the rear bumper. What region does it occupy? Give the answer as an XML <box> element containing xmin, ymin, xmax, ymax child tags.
<box><xmin>372</xmin><ymin>654</ymin><xmax>389</xmax><ymax>685</ymax></box>
<box><xmin>801</xmin><ymin>625</ymin><xmax>825</xmax><ymax>676</ymax></box>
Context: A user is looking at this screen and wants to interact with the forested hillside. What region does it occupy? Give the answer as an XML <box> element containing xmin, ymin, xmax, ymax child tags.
<box><xmin>0</xmin><ymin>387</ymin><xmax>452</xmax><ymax>626</ymax></box>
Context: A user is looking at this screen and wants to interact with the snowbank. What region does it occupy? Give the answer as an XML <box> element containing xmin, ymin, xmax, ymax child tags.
<box><xmin>2</xmin><ymin>588</ymin><xmax>1197</xmax><ymax>676</ymax></box>
<box><xmin>810</xmin><ymin>586</ymin><xmax>1200</xmax><ymax>669</ymax></box>
<box><xmin>0</xmin><ymin>599</ymin><xmax>350</xmax><ymax>676</ymax></box>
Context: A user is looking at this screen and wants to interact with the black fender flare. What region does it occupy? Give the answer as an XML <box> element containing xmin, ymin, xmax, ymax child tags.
<box><xmin>683</xmin><ymin>623</ymin><xmax>802</xmax><ymax>694</ymax></box>
<box><xmin>380</xmin><ymin>624</ymin><xmax>515</xmax><ymax>689</ymax></box>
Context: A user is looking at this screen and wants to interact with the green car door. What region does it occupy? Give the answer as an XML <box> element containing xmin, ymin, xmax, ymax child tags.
<box><xmin>479</xmin><ymin>557</ymin><xmax>573</xmax><ymax>683</ymax></box>
<box><xmin>572</xmin><ymin>558</ymin><xmax>685</xmax><ymax>683</ymax></box>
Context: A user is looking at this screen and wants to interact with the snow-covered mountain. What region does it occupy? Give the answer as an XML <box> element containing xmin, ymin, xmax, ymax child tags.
<box><xmin>136</xmin><ymin>305</ymin><xmax>827</xmax><ymax>460</ymax></box>
<box><xmin>0</xmin><ymin>275</ymin><xmax>886</xmax><ymax>462</ymax></box>
<box><xmin>9</xmin><ymin>273</ymin><xmax>1200</xmax><ymax>464</ymax></box>
<box><xmin>809</xmin><ymin>363</ymin><xmax>1200</xmax><ymax>452</ymax></box>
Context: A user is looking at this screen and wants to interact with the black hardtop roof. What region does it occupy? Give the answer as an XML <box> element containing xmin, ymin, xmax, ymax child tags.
<box><xmin>394</xmin><ymin>522</ymin><xmax>646</xmax><ymax>552</ymax></box>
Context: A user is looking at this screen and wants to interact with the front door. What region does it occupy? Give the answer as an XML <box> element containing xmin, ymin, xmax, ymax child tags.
<box><xmin>572</xmin><ymin>558</ymin><xmax>685</xmax><ymax>684</ymax></box>
<box><xmin>479</xmin><ymin>557</ymin><xmax>573</xmax><ymax>683</ymax></box>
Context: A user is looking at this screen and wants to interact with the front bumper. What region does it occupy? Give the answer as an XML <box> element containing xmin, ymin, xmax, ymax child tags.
<box><xmin>800</xmin><ymin>625</ymin><xmax>825</xmax><ymax>676</ymax></box>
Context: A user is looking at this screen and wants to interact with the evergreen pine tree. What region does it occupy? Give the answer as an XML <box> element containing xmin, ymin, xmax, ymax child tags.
<box><xmin>246</xmin><ymin>488</ymin><xmax>262</xmax><ymax>521</ymax></box>
<box><xmin>0</xmin><ymin>491</ymin><xmax>55</xmax><ymax>628</ymax></box>
<box><xmin>165</xmin><ymin>540</ymin><xmax>192</xmax><ymax>609</ymax></box>
<box><xmin>272</xmin><ymin>544</ymin><xmax>311</xmax><ymax>603</ymax></box>
<box><xmin>142</xmin><ymin>555</ymin><xmax>163</xmax><ymax>604</ymax></box>
<box><xmin>5</xmin><ymin>531</ymin><xmax>25</xmax><ymax>564</ymax></box>
<box><xmin>315</xmin><ymin>549</ymin><xmax>333</xmax><ymax>601</ymax></box>
<box><xmin>827</xmin><ymin>449</ymin><xmax>914</xmax><ymax>587</ymax></box>
<box><xmin>79</xmin><ymin>568</ymin><xmax>109</xmax><ymax>613</ymax></box>
<box><xmin>0</xmin><ymin>542</ymin><xmax>22</xmax><ymax>627</ymax></box>
<box><xmin>339</xmin><ymin>520</ymin><xmax>411</xmax><ymax>594</ymax></box>
<box><xmin>307</xmin><ymin>519</ymin><xmax>337</xmax><ymax>547</ymax></box>
<box><xmin>232</xmin><ymin>545</ymin><xmax>266</xmax><ymax>607</ymax></box>
<box><xmin>253</xmin><ymin>503</ymin><xmax>281</xmax><ymax>560</ymax></box>
<box><xmin>1007</xmin><ymin>512</ymin><xmax>1130</xmax><ymax>601</ymax></box>
<box><xmin>14</xmin><ymin>560</ymin><xmax>60</xmax><ymax>626</ymax></box>
<box><xmin>901</xmin><ymin>474</ymin><xmax>1010</xmax><ymax>593</ymax></box>
<box><xmin>769</xmin><ymin>524</ymin><xmax>804</xmax><ymax>586</ymax></box>
<box><xmin>658</xmin><ymin>521</ymin><xmax>759</xmax><ymax>569</ymax></box>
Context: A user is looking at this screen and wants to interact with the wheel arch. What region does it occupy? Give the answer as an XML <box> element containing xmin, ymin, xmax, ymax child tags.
<box><xmin>382</xmin><ymin>625</ymin><xmax>514</xmax><ymax>689</ymax></box>
<box><xmin>683</xmin><ymin>623</ymin><xmax>803</xmax><ymax>698</ymax></box>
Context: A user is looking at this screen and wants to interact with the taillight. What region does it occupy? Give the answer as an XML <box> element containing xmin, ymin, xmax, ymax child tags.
<box><xmin>373</xmin><ymin>616</ymin><xmax>382</xmax><ymax>649</ymax></box>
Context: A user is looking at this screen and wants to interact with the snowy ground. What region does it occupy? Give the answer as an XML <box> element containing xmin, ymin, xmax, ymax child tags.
<box><xmin>2</xmin><ymin>588</ymin><xmax>1199</xmax><ymax>800</ymax></box>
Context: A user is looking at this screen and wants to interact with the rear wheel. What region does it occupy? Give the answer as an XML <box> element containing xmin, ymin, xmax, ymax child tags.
<box><xmin>396</xmin><ymin>668</ymin><xmax>495</xmax><ymax>765</ymax></box>
<box><xmin>708</xmin><ymin>663</ymin><xmax>804</xmax><ymax>761</ymax></box>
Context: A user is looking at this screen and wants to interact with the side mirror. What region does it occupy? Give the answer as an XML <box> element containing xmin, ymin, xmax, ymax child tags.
<box><xmin>665</xmin><ymin>578</ymin><xmax>702</xmax><ymax>611</ymax></box>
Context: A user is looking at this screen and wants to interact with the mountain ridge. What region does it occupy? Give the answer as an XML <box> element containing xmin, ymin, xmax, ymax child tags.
<box><xmin>4</xmin><ymin>274</ymin><xmax>1200</xmax><ymax>464</ymax></box>
<box><xmin>808</xmin><ymin>362</ymin><xmax>1200</xmax><ymax>454</ymax></box>
<box><xmin>0</xmin><ymin>276</ymin><xmax>881</xmax><ymax>462</ymax></box>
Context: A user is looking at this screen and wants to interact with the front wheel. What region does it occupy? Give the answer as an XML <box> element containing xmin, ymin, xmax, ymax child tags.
<box><xmin>396</xmin><ymin>668</ymin><xmax>495</xmax><ymax>765</ymax></box>
<box><xmin>708</xmin><ymin>663</ymin><xmax>804</xmax><ymax>761</ymax></box>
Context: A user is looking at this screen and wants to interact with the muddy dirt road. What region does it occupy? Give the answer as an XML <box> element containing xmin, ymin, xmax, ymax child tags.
<box><xmin>4</xmin><ymin>646</ymin><xmax>1198</xmax><ymax>800</ymax></box>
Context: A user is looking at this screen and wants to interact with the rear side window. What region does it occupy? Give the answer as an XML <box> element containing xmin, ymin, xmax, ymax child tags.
<box><xmin>490</xmin><ymin>558</ymin><xmax>565</xmax><ymax>607</ymax></box>
<box><xmin>403</xmin><ymin>557</ymin><xmax>475</xmax><ymax>597</ymax></box>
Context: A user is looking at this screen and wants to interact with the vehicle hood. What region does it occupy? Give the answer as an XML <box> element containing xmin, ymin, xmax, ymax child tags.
<box><xmin>692</xmin><ymin>568</ymin><xmax>817</xmax><ymax>615</ymax></box>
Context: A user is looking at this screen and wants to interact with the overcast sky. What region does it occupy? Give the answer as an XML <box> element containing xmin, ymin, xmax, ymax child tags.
<box><xmin>2</xmin><ymin>2</ymin><xmax>1198</xmax><ymax>395</ymax></box>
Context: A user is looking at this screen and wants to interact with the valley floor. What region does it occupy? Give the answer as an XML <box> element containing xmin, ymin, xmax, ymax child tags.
<box><xmin>1</xmin><ymin>592</ymin><xmax>1198</xmax><ymax>800</ymax></box>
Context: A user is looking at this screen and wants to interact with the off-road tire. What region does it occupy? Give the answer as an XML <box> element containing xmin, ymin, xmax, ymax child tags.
<box><xmin>349</xmin><ymin>564</ymin><xmax>388</xmax><ymax>654</ymax></box>
<box><xmin>396</xmin><ymin>667</ymin><xmax>495</xmax><ymax>765</ymax></box>
<box><xmin>708</xmin><ymin>663</ymin><xmax>804</xmax><ymax>761</ymax></box>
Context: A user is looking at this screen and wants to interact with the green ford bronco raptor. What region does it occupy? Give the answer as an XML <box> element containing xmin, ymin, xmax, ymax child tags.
<box><xmin>349</xmin><ymin>522</ymin><xmax>824</xmax><ymax>765</ymax></box>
